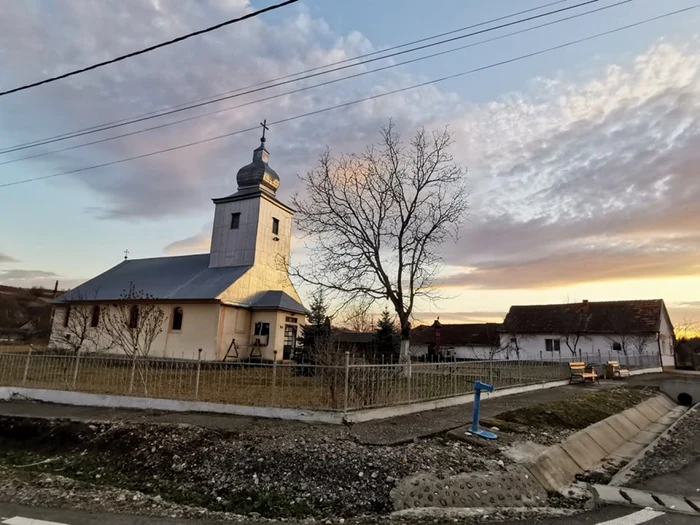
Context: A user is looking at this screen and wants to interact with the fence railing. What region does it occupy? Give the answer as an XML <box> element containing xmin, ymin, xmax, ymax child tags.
<box><xmin>0</xmin><ymin>348</ymin><xmax>660</xmax><ymax>412</ymax></box>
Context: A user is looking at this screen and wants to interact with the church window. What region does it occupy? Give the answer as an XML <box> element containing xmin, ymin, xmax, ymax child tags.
<box><xmin>254</xmin><ymin>322</ymin><xmax>270</xmax><ymax>336</ymax></box>
<box><xmin>171</xmin><ymin>307</ymin><xmax>183</xmax><ymax>331</ymax></box>
<box><xmin>272</xmin><ymin>217</ymin><xmax>279</xmax><ymax>235</ymax></box>
<box><xmin>90</xmin><ymin>305</ymin><xmax>100</xmax><ymax>327</ymax></box>
<box><xmin>128</xmin><ymin>305</ymin><xmax>139</xmax><ymax>329</ymax></box>
<box><xmin>63</xmin><ymin>306</ymin><xmax>71</xmax><ymax>327</ymax></box>
<box><xmin>230</xmin><ymin>212</ymin><xmax>240</xmax><ymax>229</ymax></box>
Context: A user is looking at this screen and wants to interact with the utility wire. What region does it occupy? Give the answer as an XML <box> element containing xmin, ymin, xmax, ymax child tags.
<box><xmin>2</xmin><ymin>4</ymin><xmax>695</xmax><ymax>190</ymax></box>
<box><xmin>0</xmin><ymin>0</ymin><xmax>571</xmax><ymax>154</ymax></box>
<box><xmin>0</xmin><ymin>0</ymin><xmax>299</xmax><ymax>98</ymax></box>
<box><xmin>0</xmin><ymin>0</ymin><xmax>598</xmax><ymax>155</ymax></box>
<box><xmin>0</xmin><ymin>0</ymin><xmax>633</xmax><ymax>167</ymax></box>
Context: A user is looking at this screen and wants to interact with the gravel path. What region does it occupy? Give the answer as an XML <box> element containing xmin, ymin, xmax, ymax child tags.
<box><xmin>626</xmin><ymin>404</ymin><xmax>700</xmax><ymax>486</ymax></box>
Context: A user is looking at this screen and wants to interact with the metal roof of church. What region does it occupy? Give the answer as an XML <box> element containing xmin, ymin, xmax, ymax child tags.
<box><xmin>250</xmin><ymin>290</ymin><xmax>308</xmax><ymax>314</ymax></box>
<box><xmin>55</xmin><ymin>254</ymin><xmax>250</xmax><ymax>302</ymax></box>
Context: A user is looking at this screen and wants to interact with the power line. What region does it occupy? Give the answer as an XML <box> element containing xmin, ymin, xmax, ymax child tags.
<box><xmin>2</xmin><ymin>4</ymin><xmax>695</xmax><ymax>190</ymax></box>
<box><xmin>0</xmin><ymin>0</ymin><xmax>634</xmax><ymax>167</ymax></box>
<box><xmin>0</xmin><ymin>0</ymin><xmax>299</xmax><ymax>98</ymax></box>
<box><xmin>0</xmin><ymin>0</ymin><xmax>599</xmax><ymax>155</ymax></box>
<box><xmin>0</xmin><ymin>0</ymin><xmax>571</xmax><ymax>154</ymax></box>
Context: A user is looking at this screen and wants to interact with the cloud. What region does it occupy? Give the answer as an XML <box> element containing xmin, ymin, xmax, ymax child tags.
<box><xmin>439</xmin><ymin>41</ymin><xmax>700</xmax><ymax>289</ymax></box>
<box><xmin>0</xmin><ymin>269</ymin><xmax>58</xmax><ymax>280</ymax></box>
<box><xmin>0</xmin><ymin>253</ymin><xmax>19</xmax><ymax>263</ymax></box>
<box><xmin>164</xmin><ymin>223</ymin><xmax>212</xmax><ymax>255</ymax></box>
<box><xmin>0</xmin><ymin>0</ymin><xmax>454</xmax><ymax>220</ymax></box>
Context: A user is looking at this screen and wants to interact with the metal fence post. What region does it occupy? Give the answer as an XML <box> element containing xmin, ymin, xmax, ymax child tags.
<box><xmin>71</xmin><ymin>350</ymin><xmax>81</xmax><ymax>389</ymax></box>
<box><xmin>407</xmin><ymin>357</ymin><xmax>412</xmax><ymax>404</ymax></box>
<box><xmin>195</xmin><ymin>348</ymin><xmax>202</xmax><ymax>400</ymax></box>
<box><xmin>343</xmin><ymin>351</ymin><xmax>350</xmax><ymax>413</ymax></box>
<box><xmin>518</xmin><ymin>356</ymin><xmax>522</xmax><ymax>386</ymax></box>
<box><xmin>22</xmin><ymin>345</ymin><xmax>33</xmax><ymax>386</ymax></box>
<box><xmin>488</xmin><ymin>359</ymin><xmax>493</xmax><ymax>385</ymax></box>
<box><xmin>452</xmin><ymin>354</ymin><xmax>457</xmax><ymax>396</ymax></box>
<box><xmin>271</xmin><ymin>350</ymin><xmax>278</xmax><ymax>406</ymax></box>
<box><xmin>129</xmin><ymin>353</ymin><xmax>137</xmax><ymax>395</ymax></box>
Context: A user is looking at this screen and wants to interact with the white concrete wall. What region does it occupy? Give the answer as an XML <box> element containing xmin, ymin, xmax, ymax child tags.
<box><xmin>50</xmin><ymin>303</ymin><xmax>221</xmax><ymax>360</ymax></box>
<box><xmin>658</xmin><ymin>308</ymin><xmax>675</xmax><ymax>368</ymax></box>
<box><xmin>216</xmin><ymin>305</ymin><xmax>250</xmax><ymax>360</ymax></box>
<box><xmin>411</xmin><ymin>343</ymin><xmax>495</xmax><ymax>360</ymax></box>
<box><xmin>209</xmin><ymin>197</ymin><xmax>261</xmax><ymax>268</ymax></box>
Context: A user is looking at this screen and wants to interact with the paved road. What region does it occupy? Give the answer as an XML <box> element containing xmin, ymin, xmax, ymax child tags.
<box><xmin>0</xmin><ymin>502</ymin><xmax>237</xmax><ymax>525</ymax></box>
<box><xmin>521</xmin><ymin>506</ymin><xmax>699</xmax><ymax>524</ymax></box>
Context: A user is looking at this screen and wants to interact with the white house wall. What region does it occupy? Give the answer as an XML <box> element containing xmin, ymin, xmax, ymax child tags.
<box><xmin>498</xmin><ymin>333</ymin><xmax>663</xmax><ymax>362</ymax></box>
<box><xmin>411</xmin><ymin>344</ymin><xmax>496</xmax><ymax>360</ymax></box>
<box><xmin>658</xmin><ymin>308</ymin><xmax>675</xmax><ymax>368</ymax></box>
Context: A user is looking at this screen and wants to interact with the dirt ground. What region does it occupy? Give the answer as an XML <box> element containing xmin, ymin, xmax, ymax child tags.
<box><xmin>0</xmin><ymin>384</ymin><xmax>657</xmax><ymax>520</ymax></box>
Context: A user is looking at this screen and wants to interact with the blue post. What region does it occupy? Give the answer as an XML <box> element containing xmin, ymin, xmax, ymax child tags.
<box><xmin>468</xmin><ymin>381</ymin><xmax>497</xmax><ymax>440</ymax></box>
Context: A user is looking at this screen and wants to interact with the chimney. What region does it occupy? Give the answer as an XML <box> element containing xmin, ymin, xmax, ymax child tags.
<box><xmin>582</xmin><ymin>299</ymin><xmax>589</xmax><ymax>313</ymax></box>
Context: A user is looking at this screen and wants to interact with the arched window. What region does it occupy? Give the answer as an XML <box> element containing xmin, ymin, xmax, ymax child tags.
<box><xmin>63</xmin><ymin>306</ymin><xmax>71</xmax><ymax>327</ymax></box>
<box><xmin>128</xmin><ymin>305</ymin><xmax>139</xmax><ymax>329</ymax></box>
<box><xmin>171</xmin><ymin>307</ymin><xmax>183</xmax><ymax>331</ymax></box>
<box><xmin>90</xmin><ymin>305</ymin><xmax>100</xmax><ymax>327</ymax></box>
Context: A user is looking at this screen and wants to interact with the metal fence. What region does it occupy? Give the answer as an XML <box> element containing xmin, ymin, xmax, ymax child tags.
<box><xmin>0</xmin><ymin>348</ymin><xmax>659</xmax><ymax>412</ymax></box>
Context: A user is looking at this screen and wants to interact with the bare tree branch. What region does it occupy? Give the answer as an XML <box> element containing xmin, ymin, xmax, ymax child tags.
<box><xmin>291</xmin><ymin>122</ymin><xmax>468</xmax><ymax>363</ymax></box>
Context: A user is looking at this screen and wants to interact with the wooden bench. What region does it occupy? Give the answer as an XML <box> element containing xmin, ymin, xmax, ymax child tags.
<box><xmin>569</xmin><ymin>361</ymin><xmax>599</xmax><ymax>385</ymax></box>
<box><xmin>606</xmin><ymin>360</ymin><xmax>630</xmax><ymax>379</ymax></box>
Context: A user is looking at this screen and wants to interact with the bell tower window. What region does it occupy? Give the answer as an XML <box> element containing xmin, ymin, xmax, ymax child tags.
<box><xmin>230</xmin><ymin>213</ymin><xmax>240</xmax><ymax>229</ymax></box>
<box><xmin>272</xmin><ymin>217</ymin><xmax>279</xmax><ymax>235</ymax></box>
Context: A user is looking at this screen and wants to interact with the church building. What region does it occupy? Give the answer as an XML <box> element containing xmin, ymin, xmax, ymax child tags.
<box><xmin>49</xmin><ymin>131</ymin><xmax>307</xmax><ymax>362</ymax></box>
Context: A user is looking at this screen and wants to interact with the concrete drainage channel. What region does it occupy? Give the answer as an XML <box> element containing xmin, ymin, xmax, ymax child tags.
<box><xmin>391</xmin><ymin>393</ymin><xmax>689</xmax><ymax>516</ymax></box>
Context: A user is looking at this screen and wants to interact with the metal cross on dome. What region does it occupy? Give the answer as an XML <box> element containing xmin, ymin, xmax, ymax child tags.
<box><xmin>260</xmin><ymin>119</ymin><xmax>269</xmax><ymax>143</ymax></box>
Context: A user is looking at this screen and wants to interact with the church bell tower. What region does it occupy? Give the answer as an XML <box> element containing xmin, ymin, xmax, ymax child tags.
<box><xmin>209</xmin><ymin>123</ymin><xmax>295</xmax><ymax>270</ymax></box>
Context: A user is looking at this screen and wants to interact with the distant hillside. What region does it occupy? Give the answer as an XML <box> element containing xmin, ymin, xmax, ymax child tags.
<box><xmin>0</xmin><ymin>284</ymin><xmax>64</xmax><ymax>342</ymax></box>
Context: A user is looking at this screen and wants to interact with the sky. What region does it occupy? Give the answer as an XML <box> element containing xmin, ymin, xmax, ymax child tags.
<box><xmin>1</xmin><ymin>0</ymin><xmax>700</xmax><ymax>329</ymax></box>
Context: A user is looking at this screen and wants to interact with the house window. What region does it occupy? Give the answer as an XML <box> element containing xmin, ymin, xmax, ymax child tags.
<box><xmin>63</xmin><ymin>306</ymin><xmax>71</xmax><ymax>327</ymax></box>
<box><xmin>171</xmin><ymin>307</ymin><xmax>183</xmax><ymax>331</ymax></box>
<box><xmin>230</xmin><ymin>212</ymin><xmax>240</xmax><ymax>229</ymax></box>
<box><xmin>612</xmin><ymin>342</ymin><xmax>622</xmax><ymax>352</ymax></box>
<box><xmin>285</xmin><ymin>316</ymin><xmax>298</xmax><ymax>324</ymax></box>
<box><xmin>272</xmin><ymin>217</ymin><xmax>279</xmax><ymax>235</ymax></box>
<box><xmin>545</xmin><ymin>339</ymin><xmax>561</xmax><ymax>352</ymax></box>
<box><xmin>128</xmin><ymin>305</ymin><xmax>139</xmax><ymax>329</ymax></box>
<box><xmin>90</xmin><ymin>305</ymin><xmax>100</xmax><ymax>328</ymax></box>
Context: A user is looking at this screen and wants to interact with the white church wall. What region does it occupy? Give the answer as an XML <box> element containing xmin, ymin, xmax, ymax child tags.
<box><xmin>209</xmin><ymin>197</ymin><xmax>261</xmax><ymax>268</ymax></box>
<box><xmin>255</xmin><ymin>196</ymin><xmax>293</xmax><ymax>271</ymax></box>
<box><xmin>50</xmin><ymin>303</ymin><xmax>220</xmax><ymax>360</ymax></box>
<box><xmin>216</xmin><ymin>305</ymin><xmax>250</xmax><ymax>360</ymax></box>
<box><xmin>249</xmin><ymin>310</ymin><xmax>280</xmax><ymax>361</ymax></box>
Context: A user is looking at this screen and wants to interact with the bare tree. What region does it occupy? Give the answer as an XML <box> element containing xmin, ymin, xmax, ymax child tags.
<box><xmin>561</xmin><ymin>308</ymin><xmax>589</xmax><ymax>357</ymax></box>
<box><xmin>52</xmin><ymin>290</ymin><xmax>109</xmax><ymax>354</ymax></box>
<box><xmin>341</xmin><ymin>300</ymin><xmax>375</xmax><ymax>332</ymax></box>
<box><xmin>102</xmin><ymin>283</ymin><xmax>165</xmax><ymax>359</ymax></box>
<box><xmin>292</xmin><ymin>122</ymin><xmax>468</xmax><ymax>365</ymax></box>
<box><xmin>629</xmin><ymin>333</ymin><xmax>656</xmax><ymax>355</ymax></box>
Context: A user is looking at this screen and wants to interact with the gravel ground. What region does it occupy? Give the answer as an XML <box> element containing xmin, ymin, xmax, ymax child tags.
<box><xmin>626</xmin><ymin>404</ymin><xmax>700</xmax><ymax>486</ymax></box>
<box><xmin>0</xmin><ymin>416</ymin><xmax>503</xmax><ymax>519</ymax></box>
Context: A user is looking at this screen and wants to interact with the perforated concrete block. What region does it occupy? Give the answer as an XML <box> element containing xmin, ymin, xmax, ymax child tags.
<box><xmin>390</xmin><ymin>467</ymin><xmax>546</xmax><ymax>510</ymax></box>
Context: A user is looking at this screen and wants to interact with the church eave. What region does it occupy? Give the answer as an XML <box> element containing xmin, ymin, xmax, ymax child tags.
<box><xmin>212</xmin><ymin>190</ymin><xmax>296</xmax><ymax>214</ymax></box>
